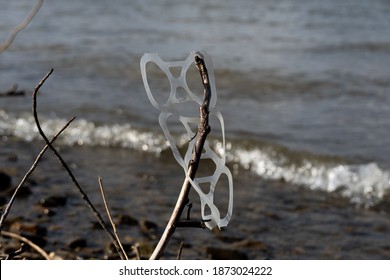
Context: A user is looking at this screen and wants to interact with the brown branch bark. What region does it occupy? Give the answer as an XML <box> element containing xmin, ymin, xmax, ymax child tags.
<box><xmin>149</xmin><ymin>52</ymin><xmax>212</xmax><ymax>260</ymax></box>
<box><xmin>32</xmin><ymin>69</ymin><xmax>125</xmax><ymax>260</ymax></box>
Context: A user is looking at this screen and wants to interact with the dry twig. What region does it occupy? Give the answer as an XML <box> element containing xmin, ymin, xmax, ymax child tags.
<box><xmin>149</xmin><ymin>53</ymin><xmax>212</xmax><ymax>260</ymax></box>
<box><xmin>1</xmin><ymin>230</ymin><xmax>50</xmax><ymax>260</ymax></box>
<box><xmin>0</xmin><ymin>117</ymin><xmax>75</xmax><ymax>231</ymax></box>
<box><xmin>4</xmin><ymin>243</ymin><xmax>26</xmax><ymax>260</ymax></box>
<box><xmin>176</xmin><ymin>242</ymin><xmax>184</xmax><ymax>260</ymax></box>
<box><xmin>0</xmin><ymin>0</ymin><xmax>44</xmax><ymax>53</ymax></box>
<box><xmin>32</xmin><ymin>69</ymin><xmax>125</xmax><ymax>260</ymax></box>
<box><xmin>98</xmin><ymin>177</ymin><xmax>128</xmax><ymax>259</ymax></box>
<box><xmin>132</xmin><ymin>243</ymin><xmax>141</xmax><ymax>260</ymax></box>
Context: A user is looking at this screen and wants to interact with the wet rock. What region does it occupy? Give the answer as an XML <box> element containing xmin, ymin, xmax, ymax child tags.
<box><xmin>6</xmin><ymin>153</ymin><xmax>18</xmax><ymax>162</ymax></box>
<box><xmin>0</xmin><ymin>84</ymin><xmax>26</xmax><ymax>97</ymax></box>
<box><xmin>39</xmin><ymin>195</ymin><xmax>67</xmax><ymax>207</ymax></box>
<box><xmin>42</xmin><ymin>208</ymin><xmax>56</xmax><ymax>217</ymax></box>
<box><xmin>117</xmin><ymin>214</ymin><xmax>138</xmax><ymax>226</ymax></box>
<box><xmin>0</xmin><ymin>171</ymin><xmax>12</xmax><ymax>191</ymax></box>
<box><xmin>206</xmin><ymin>246</ymin><xmax>248</xmax><ymax>260</ymax></box>
<box><xmin>232</xmin><ymin>239</ymin><xmax>274</xmax><ymax>259</ymax></box>
<box><xmin>0</xmin><ymin>196</ymin><xmax>6</xmax><ymax>205</ymax></box>
<box><xmin>137</xmin><ymin>241</ymin><xmax>156</xmax><ymax>257</ymax></box>
<box><xmin>139</xmin><ymin>219</ymin><xmax>158</xmax><ymax>239</ymax></box>
<box><xmin>13</xmin><ymin>186</ymin><xmax>32</xmax><ymax>198</ymax></box>
<box><xmin>68</xmin><ymin>238</ymin><xmax>87</xmax><ymax>250</ymax></box>
<box><xmin>10</xmin><ymin>221</ymin><xmax>47</xmax><ymax>237</ymax></box>
<box><xmin>91</xmin><ymin>221</ymin><xmax>103</xmax><ymax>230</ymax></box>
<box><xmin>22</xmin><ymin>232</ymin><xmax>47</xmax><ymax>248</ymax></box>
<box><xmin>213</xmin><ymin>228</ymin><xmax>245</xmax><ymax>243</ymax></box>
<box><xmin>106</xmin><ymin>242</ymin><xmax>134</xmax><ymax>256</ymax></box>
<box><xmin>232</xmin><ymin>239</ymin><xmax>269</xmax><ymax>251</ymax></box>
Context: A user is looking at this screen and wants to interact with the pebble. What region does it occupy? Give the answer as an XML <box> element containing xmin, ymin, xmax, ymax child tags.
<box><xmin>0</xmin><ymin>170</ymin><xmax>12</xmax><ymax>191</ymax></box>
<box><xmin>117</xmin><ymin>214</ymin><xmax>138</xmax><ymax>226</ymax></box>
<box><xmin>10</xmin><ymin>221</ymin><xmax>47</xmax><ymax>237</ymax></box>
<box><xmin>39</xmin><ymin>196</ymin><xmax>67</xmax><ymax>207</ymax></box>
<box><xmin>139</xmin><ymin>219</ymin><xmax>158</xmax><ymax>239</ymax></box>
<box><xmin>68</xmin><ymin>238</ymin><xmax>87</xmax><ymax>250</ymax></box>
<box><xmin>206</xmin><ymin>246</ymin><xmax>248</xmax><ymax>260</ymax></box>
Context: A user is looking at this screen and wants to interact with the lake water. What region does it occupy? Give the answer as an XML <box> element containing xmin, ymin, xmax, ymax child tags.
<box><xmin>1</xmin><ymin>0</ymin><xmax>390</xmax><ymax>259</ymax></box>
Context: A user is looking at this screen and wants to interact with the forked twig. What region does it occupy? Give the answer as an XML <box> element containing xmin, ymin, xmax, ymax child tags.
<box><xmin>98</xmin><ymin>177</ymin><xmax>128</xmax><ymax>260</ymax></box>
<box><xmin>32</xmin><ymin>69</ymin><xmax>125</xmax><ymax>260</ymax></box>
<box><xmin>0</xmin><ymin>117</ymin><xmax>75</xmax><ymax>231</ymax></box>
<box><xmin>149</xmin><ymin>53</ymin><xmax>212</xmax><ymax>259</ymax></box>
<box><xmin>0</xmin><ymin>0</ymin><xmax>44</xmax><ymax>53</ymax></box>
<box><xmin>1</xmin><ymin>230</ymin><xmax>50</xmax><ymax>260</ymax></box>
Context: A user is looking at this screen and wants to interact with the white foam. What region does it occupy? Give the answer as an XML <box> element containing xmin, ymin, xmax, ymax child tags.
<box><xmin>229</xmin><ymin>146</ymin><xmax>390</xmax><ymax>206</ymax></box>
<box><xmin>0</xmin><ymin>110</ymin><xmax>168</xmax><ymax>153</ymax></box>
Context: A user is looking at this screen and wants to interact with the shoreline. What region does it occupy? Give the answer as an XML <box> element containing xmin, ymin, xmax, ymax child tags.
<box><xmin>1</xmin><ymin>139</ymin><xmax>390</xmax><ymax>259</ymax></box>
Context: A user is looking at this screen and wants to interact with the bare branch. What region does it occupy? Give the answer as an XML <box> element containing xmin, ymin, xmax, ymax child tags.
<box><xmin>0</xmin><ymin>0</ymin><xmax>44</xmax><ymax>53</ymax></box>
<box><xmin>4</xmin><ymin>243</ymin><xmax>26</xmax><ymax>260</ymax></box>
<box><xmin>176</xmin><ymin>242</ymin><xmax>184</xmax><ymax>260</ymax></box>
<box><xmin>31</xmin><ymin>69</ymin><xmax>126</xmax><ymax>260</ymax></box>
<box><xmin>1</xmin><ymin>230</ymin><xmax>50</xmax><ymax>260</ymax></box>
<box><xmin>149</xmin><ymin>52</ymin><xmax>211</xmax><ymax>260</ymax></box>
<box><xmin>0</xmin><ymin>117</ymin><xmax>75</xmax><ymax>231</ymax></box>
<box><xmin>132</xmin><ymin>243</ymin><xmax>141</xmax><ymax>260</ymax></box>
<box><xmin>98</xmin><ymin>177</ymin><xmax>128</xmax><ymax>260</ymax></box>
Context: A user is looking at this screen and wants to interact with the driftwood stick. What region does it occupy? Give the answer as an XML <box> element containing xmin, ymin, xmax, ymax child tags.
<box><xmin>0</xmin><ymin>117</ymin><xmax>75</xmax><ymax>231</ymax></box>
<box><xmin>149</xmin><ymin>53</ymin><xmax>212</xmax><ymax>260</ymax></box>
<box><xmin>0</xmin><ymin>0</ymin><xmax>44</xmax><ymax>53</ymax></box>
<box><xmin>32</xmin><ymin>69</ymin><xmax>125</xmax><ymax>260</ymax></box>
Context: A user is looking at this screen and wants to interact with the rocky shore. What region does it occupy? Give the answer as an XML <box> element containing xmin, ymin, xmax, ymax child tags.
<box><xmin>1</xmin><ymin>139</ymin><xmax>390</xmax><ymax>260</ymax></box>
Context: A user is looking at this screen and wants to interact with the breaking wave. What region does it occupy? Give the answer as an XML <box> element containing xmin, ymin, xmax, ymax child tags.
<box><xmin>1</xmin><ymin>109</ymin><xmax>389</xmax><ymax>206</ymax></box>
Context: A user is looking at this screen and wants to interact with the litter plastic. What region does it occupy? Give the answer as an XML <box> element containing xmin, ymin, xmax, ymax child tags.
<box><xmin>140</xmin><ymin>52</ymin><xmax>233</xmax><ymax>229</ymax></box>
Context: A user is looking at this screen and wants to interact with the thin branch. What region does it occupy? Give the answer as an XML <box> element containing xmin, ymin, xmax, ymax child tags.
<box><xmin>32</xmin><ymin>69</ymin><xmax>125</xmax><ymax>260</ymax></box>
<box><xmin>0</xmin><ymin>117</ymin><xmax>75</xmax><ymax>231</ymax></box>
<box><xmin>132</xmin><ymin>243</ymin><xmax>141</xmax><ymax>260</ymax></box>
<box><xmin>149</xmin><ymin>52</ymin><xmax>212</xmax><ymax>260</ymax></box>
<box><xmin>176</xmin><ymin>242</ymin><xmax>184</xmax><ymax>260</ymax></box>
<box><xmin>1</xmin><ymin>230</ymin><xmax>50</xmax><ymax>260</ymax></box>
<box><xmin>5</xmin><ymin>243</ymin><xmax>26</xmax><ymax>260</ymax></box>
<box><xmin>0</xmin><ymin>0</ymin><xmax>44</xmax><ymax>53</ymax></box>
<box><xmin>98</xmin><ymin>177</ymin><xmax>128</xmax><ymax>260</ymax></box>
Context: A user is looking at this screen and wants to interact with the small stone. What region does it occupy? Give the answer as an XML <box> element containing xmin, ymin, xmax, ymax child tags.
<box><xmin>68</xmin><ymin>238</ymin><xmax>87</xmax><ymax>250</ymax></box>
<box><xmin>117</xmin><ymin>214</ymin><xmax>138</xmax><ymax>226</ymax></box>
<box><xmin>22</xmin><ymin>233</ymin><xmax>47</xmax><ymax>248</ymax></box>
<box><xmin>206</xmin><ymin>246</ymin><xmax>248</xmax><ymax>260</ymax></box>
<box><xmin>232</xmin><ymin>239</ymin><xmax>269</xmax><ymax>251</ymax></box>
<box><xmin>213</xmin><ymin>228</ymin><xmax>245</xmax><ymax>243</ymax></box>
<box><xmin>6</xmin><ymin>153</ymin><xmax>18</xmax><ymax>162</ymax></box>
<box><xmin>139</xmin><ymin>219</ymin><xmax>158</xmax><ymax>239</ymax></box>
<box><xmin>0</xmin><ymin>171</ymin><xmax>12</xmax><ymax>191</ymax></box>
<box><xmin>39</xmin><ymin>196</ymin><xmax>67</xmax><ymax>207</ymax></box>
<box><xmin>10</xmin><ymin>221</ymin><xmax>47</xmax><ymax>236</ymax></box>
<box><xmin>43</xmin><ymin>208</ymin><xmax>56</xmax><ymax>217</ymax></box>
